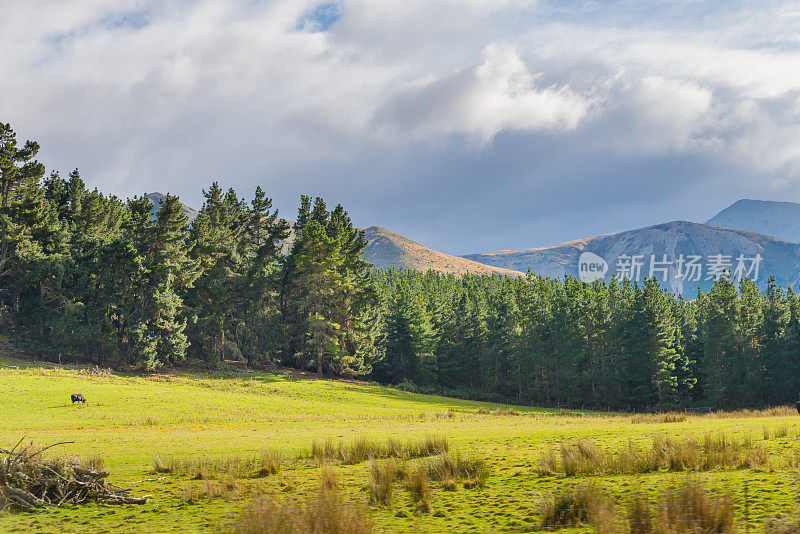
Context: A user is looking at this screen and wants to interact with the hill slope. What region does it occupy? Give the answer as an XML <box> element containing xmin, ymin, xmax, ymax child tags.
<box><xmin>462</xmin><ymin>221</ymin><xmax>800</xmax><ymax>294</ymax></box>
<box><xmin>147</xmin><ymin>192</ymin><xmax>199</xmax><ymax>223</ymax></box>
<box><xmin>706</xmin><ymin>199</ymin><xmax>800</xmax><ymax>243</ymax></box>
<box><xmin>364</xmin><ymin>226</ymin><xmax>525</xmax><ymax>276</ymax></box>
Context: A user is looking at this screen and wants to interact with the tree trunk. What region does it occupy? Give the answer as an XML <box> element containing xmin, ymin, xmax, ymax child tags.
<box><xmin>317</xmin><ymin>345</ymin><xmax>323</xmax><ymax>378</ymax></box>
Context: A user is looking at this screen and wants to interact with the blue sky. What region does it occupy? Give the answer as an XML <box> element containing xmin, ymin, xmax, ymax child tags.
<box><xmin>2</xmin><ymin>0</ymin><xmax>800</xmax><ymax>254</ymax></box>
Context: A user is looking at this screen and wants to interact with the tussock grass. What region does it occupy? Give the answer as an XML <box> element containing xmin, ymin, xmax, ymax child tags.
<box><xmin>405</xmin><ymin>468</ymin><xmax>431</xmax><ymax>514</ymax></box>
<box><xmin>423</xmin><ymin>453</ymin><xmax>489</xmax><ymax>488</ymax></box>
<box><xmin>538</xmin><ymin>485</ymin><xmax>615</xmax><ymax>530</ymax></box>
<box><xmin>541</xmin><ymin>480</ymin><xmax>734</xmax><ymax>534</ymax></box>
<box><xmin>652</xmin><ymin>480</ymin><xmax>735</xmax><ymax>534</ymax></box>
<box><xmin>231</xmin><ymin>485</ymin><xmax>372</xmax><ymax>533</ymax></box>
<box><xmin>82</xmin><ymin>454</ymin><xmax>105</xmax><ymax>472</ymax></box>
<box><xmin>628</xmin><ymin>494</ymin><xmax>653</xmax><ymax>534</ymax></box>
<box><xmin>631</xmin><ymin>412</ymin><xmax>687</xmax><ymax>424</ymax></box>
<box><xmin>541</xmin><ymin>433</ymin><xmax>770</xmax><ymax>477</ymax></box>
<box><xmin>708</xmin><ymin>405</ymin><xmax>796</xmax><ymax>419</ymax></box>
<box><xmin>319</xmin><ymin>465</ymin><xmax>338</xmax><ymax>490</ymax></box>
<box><xmin>183</xmin><ymin>477</ymin><xmax>241</xmax><ymax>503</ymax></box>
<box><xmin>155</xmin><ymin>452</ymin><xmax>281</xmax><ymax>479</ymax></box>
<box><xmin>763</xmin><ymin>517</ymin><xmax>800</xmax><ymax>533</ymax></box>
<box><xmin>367</xmin><ymin>460</ymin><xmax>399</xmax><ymax>506</ymax></box>
<box><xmin>153</xmin><ymin>457</ymin><xmax>172</xmax><ymax>474</ymax></box>
<box><xmin>310</xmin><ymin>436</ymin><xmax>447</xmax><ymax>465</ymax></box>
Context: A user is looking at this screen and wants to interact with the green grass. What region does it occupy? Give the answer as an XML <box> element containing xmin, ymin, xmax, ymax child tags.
<box><xmin>0</xmin><ymin>358</ymin><xmax>799</xmax><ymax>532</ymax></box>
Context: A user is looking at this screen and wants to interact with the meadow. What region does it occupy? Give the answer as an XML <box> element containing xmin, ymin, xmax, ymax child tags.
<box><xmin>1</xmin><ymin>357</ymin><xmax>800</xmax><ymax>533</ymax></box>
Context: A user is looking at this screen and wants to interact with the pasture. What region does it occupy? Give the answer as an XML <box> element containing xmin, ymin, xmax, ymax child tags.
<box><xmin>1</xmin><ymin>358</ymin><xmax>799</xmax><ymax>533</ymax></box>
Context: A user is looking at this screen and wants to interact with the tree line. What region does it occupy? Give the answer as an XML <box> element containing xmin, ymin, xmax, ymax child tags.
<box><xmin>3</xmin><ymin>122</ymin><xmax>800</xmax><ymax>411</ymax></box>
<box><xmin>372</xmin><ymin>269</ymin><xmax>800</xmax><ymax>410</ymax></box>
<box><xmin>0</xmin><ymin>122</ymin><xmax>380</xmax><ymax>374</ymax></box>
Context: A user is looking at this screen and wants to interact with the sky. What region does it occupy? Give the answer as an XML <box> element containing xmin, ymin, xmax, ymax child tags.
<box><xmin>2</xmin><ymin>0</ymin><xmax>800</xmax><ymax>254</ymax></box>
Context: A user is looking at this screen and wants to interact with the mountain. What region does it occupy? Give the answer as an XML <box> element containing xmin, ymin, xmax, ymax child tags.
<box><xmin>461</xmin><ymin>221</ymin><xmax>800</xmax><ymax>294</ymax></box>
<box><xmin>147</xmin><ymin>192</ymin><xmax>199</xmax><ymax>223</ymax></box>
<box><xmin>363</xmin><ymin>226</ymin><xmax>525</xmax><ymax>277</ymax></box>
<box><xmin>706</xmin><ymin>199</ymin><xmax>800</xmax><ymax>243</ymax></box>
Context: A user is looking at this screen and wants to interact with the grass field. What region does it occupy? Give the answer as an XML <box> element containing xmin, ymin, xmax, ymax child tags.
<box><xmin>1</xmin><ymin>357</ymin><xmax>800</xmax><ymax>533</ymax></box>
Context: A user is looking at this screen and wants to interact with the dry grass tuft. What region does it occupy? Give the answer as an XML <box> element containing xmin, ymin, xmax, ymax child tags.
<box><xmin>310</xmin><ymin>436</ymin><xmax>448</xmax><ymax>465</ymax></box>
<box><xmin>653</xmin><ymin>480</ymin><xmax>735</xmax><ymax>534</ymax></box>
<box><xmin>405</xmin><ymin>468</ymin><xmax>431</xmax><ymax>514</ymax></box>
<box><xmin>183</xmin><ymin>477</ymin><xmax>241</xmax><ymax>503</ymax></box>
<box><xmin>367</xmin><ymin>460</ymin><xmax>398</xmax><ymax>506</ymax></box>
<box><xmin>231</xmin><ymin>486</ymin><xmax>372</xmax><ymax>533</ymax></box>
<box><xmin>82</xmin><ymin>454</ymin><xmax>105</xmax><ymax>472</ymax></box>
<box><xmin>540</xmin><ymin>433</ymin><xmax>769</xmax><ymax>477</ymax></box>
<box><xmin>319</xmin><ymin>465</ymin><xmax>338</xmax><ymax>490</ymax></box>
<box><xmin>538</xmin><ymin>485</ymin><xmax>615</xmax><ymax>530</ymax></box>
<box><xmin>423</xmin><ymin>453</ymin><xmax>489</xmax><ymax>488</ymax></box>
<box><xmin>763</xmin><ymin>517</ymin><xmax>800</xmax><ymax>533</ymax></box>
<box><xmin>631</xmin><ymin>412</ymin><xmax>687</xmax><ymax>424</ymax></box>
<box><xmin>153</xmin><ymin>457</ymin><xmax>172</xmax><ymax>473</ymax></box>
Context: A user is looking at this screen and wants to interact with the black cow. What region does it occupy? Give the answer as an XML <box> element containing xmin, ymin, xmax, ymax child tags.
<box><xmin>796</xmin><ymin>401</ymin><xmax>800</xmax><ymax>415</ymax></box>
<box><xmin>71</xmin><ymin>394</ymin><xmax>86</xmax><ymax>405</ymax></box>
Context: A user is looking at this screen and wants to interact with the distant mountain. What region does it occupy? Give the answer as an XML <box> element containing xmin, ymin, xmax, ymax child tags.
<box><xmin>706</xmin><ymin>199</ymin><xmax>800</xmax><ymax>243</ymax></box>
<box><xmin>462</xmin><ymin>221</ymin><xmax>800</xmax><ymax>294</ymax></box>
<box><xmin>147</xmin><ymin>192</ymin><xmax>199</xmax><ymax>223</ymax></box>
<box><xmin>364</xmin><ymin>226</ymin><xmax>525</xmax><ymax>277</ymax></box>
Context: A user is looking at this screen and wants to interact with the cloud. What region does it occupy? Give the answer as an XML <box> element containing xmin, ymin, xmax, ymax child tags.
<box><xmin>1</xmin><ymin>0</ymin><xmax>800</xmax><ymax>253</ymax></box>
<box><xmin>376</xmin><ymin>43</ymin><xmax>589</xmax><ymax>143</ymax></box>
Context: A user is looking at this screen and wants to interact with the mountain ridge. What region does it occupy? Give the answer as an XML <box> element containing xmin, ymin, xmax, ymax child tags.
<box><xmin>706</xmin><ymin>199</ymin><xmax>800</xmax><ymax>243</ymax></box>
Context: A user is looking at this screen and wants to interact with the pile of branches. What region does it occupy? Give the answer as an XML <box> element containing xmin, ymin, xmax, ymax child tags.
<box><xmin>0</xmin><ymin>438</ymin><xmax>148</xmax><ymax>511</ymax></box>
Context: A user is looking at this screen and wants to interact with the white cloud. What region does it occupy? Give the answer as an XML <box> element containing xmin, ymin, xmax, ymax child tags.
<box><xmin>2</xmin><ymin>0</ymin><xmax>800</xmax><ymax>251</ymax></box>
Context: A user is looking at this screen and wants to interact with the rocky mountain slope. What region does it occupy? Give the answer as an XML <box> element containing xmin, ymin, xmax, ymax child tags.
<box><xmin>147</xmin><ymin>192</ymin><xmax>199</xmax><ymax>223</ymax></box>
<box><xmin>462</xmin><ymin>221</ymin><xmax>800</xmax><ymax>294</ymax></box>
<box><xmin>706</xmin><ymin>199</ymin><xmax>800</xmax><ymax>243</ymax></box>
<box><xmin>363</xmin><ymin>226</ymin><xmax>525</xmax><ymax>276</ymax></box>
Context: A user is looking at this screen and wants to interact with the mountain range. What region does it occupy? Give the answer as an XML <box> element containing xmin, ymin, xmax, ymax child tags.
<box><xmin>152</xmin><ymin>192</ymin><xmax>800</xmax><ymax>294</ymax></box>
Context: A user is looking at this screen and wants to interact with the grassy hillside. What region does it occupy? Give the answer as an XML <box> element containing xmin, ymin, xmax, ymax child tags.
<box><xmin>1</xmin><ymin>358</ymin><xmax>799</xmax><ymax>532</ymax></box>
<box><xmin>364</xmin><ymin>226</ymin><xmax>525</xmax><ymax>277</ymax></box>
